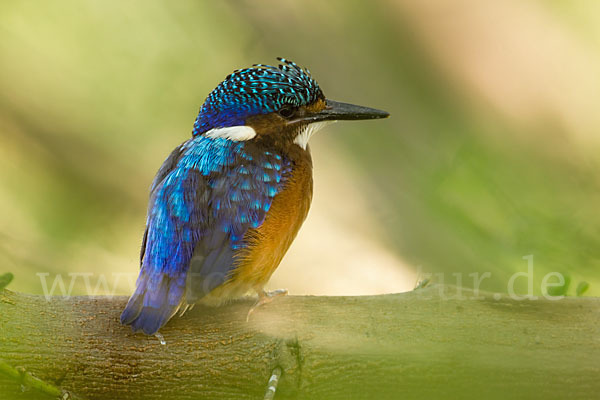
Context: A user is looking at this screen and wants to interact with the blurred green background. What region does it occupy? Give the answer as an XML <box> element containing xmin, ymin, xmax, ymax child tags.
<box><xmin>1</xmin><ymin>0</ymin><xmax>599</xmax><ymax>297</ymax></box>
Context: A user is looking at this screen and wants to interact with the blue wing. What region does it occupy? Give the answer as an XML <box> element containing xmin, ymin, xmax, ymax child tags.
<box><xmin>121</xmin><ymin>136</ymin><xmax>290</xmax><ymax>334</ymax></box>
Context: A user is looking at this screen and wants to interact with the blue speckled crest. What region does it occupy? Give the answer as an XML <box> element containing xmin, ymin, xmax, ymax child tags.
<box><xmin>193</xmin><ymin>58</ymin><xmax>324</xmax><ymax>134</ymax></box>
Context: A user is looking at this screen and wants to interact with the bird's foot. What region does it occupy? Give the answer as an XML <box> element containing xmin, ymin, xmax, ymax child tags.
<box><xmin>154</xmin><ymin>332</ymin><xmax>166</xmax><ymax>345</ymax></box>
<box><xmin>246</xmin><ymin>289</ymin><xmax>288</xmax><ymax>322</ymax></box>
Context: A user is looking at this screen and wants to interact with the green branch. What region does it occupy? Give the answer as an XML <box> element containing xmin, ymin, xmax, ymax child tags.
<box><xmin>0</xmin><ymin>358</ymin><xmax>78</xmax><ymax>399</ymax></box>
<box><xmin>1</xmin><ymin>286</ymin><xmax>599</xmax><ymax>399</ymax></box>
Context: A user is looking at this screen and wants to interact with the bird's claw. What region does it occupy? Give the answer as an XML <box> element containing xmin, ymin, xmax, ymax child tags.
<box><xmin>154</xmin><ymin>332</ymin><xmax>166</xmax><ymax>345</ymax></box>
<box><xmin>246</xmin><ymin>289</ymin><xmax>288</xmax><ymax>322</ymax></box>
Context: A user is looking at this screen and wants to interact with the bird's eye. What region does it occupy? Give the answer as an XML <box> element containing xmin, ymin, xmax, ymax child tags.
<box><xmin>278</xmin><ymin>105</ymin><xmax>295</xmax><ymax>119</ymax></box>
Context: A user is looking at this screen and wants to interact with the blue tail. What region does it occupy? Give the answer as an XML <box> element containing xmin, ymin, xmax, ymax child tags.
<box><xmin>120</xmin><ymin>271</ymin><xmax>186</xmax><ymax>335</ymax></box>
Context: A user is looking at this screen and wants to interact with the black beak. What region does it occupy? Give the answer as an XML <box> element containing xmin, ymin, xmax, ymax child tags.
<box><xmin>302</xmin><ymin>99</ymin><xmax>389</xmax><ymax>123</ymax></box>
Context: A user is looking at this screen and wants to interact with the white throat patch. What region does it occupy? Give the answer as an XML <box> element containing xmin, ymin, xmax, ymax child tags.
<box><xmin>294</xmin><ymin>121</ymin><xmax>336</xmax><ymax>150</ymax></box>
<box><xmin>204</xmin><ymin>125</ymin><xmax>257</xmax><ymax>141</ymax></box>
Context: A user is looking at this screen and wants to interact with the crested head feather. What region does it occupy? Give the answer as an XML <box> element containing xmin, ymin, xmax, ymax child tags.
<box><xmin>194</xmin><ymin>58</ymin><xmax>324</xmax><ymax>135</ymax></box>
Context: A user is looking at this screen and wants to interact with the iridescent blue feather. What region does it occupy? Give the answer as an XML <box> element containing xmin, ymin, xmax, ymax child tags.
<box><xmin>121</xmin><ymin>136</ymin><xmax>291</xmax><ymax>334</ymax></box>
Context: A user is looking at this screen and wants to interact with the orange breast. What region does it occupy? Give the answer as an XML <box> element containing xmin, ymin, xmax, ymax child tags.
<box><xmin>202</xmin><ymin>147</ymin><xmax>313</xmax><ymax>303</ymax></box>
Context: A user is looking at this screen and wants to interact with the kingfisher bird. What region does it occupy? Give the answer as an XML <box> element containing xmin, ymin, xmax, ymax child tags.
<box><xmin>121</xmin><ymin>58</ymin><xmax>389</xmax><ymax>335</ymax></box>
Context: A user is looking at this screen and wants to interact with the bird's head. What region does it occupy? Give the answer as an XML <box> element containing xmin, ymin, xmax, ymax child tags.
<box><xmin>193</xmin><ymin>58</ymin><xmax>388</xmax><ymax>150</ymax></box>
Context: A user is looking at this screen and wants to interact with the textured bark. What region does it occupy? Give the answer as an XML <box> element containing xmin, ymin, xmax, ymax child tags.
<box><xmin>0</xmin><ymin>286</ymin><xmax>599</xmax><ymax>400</ymax></box>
